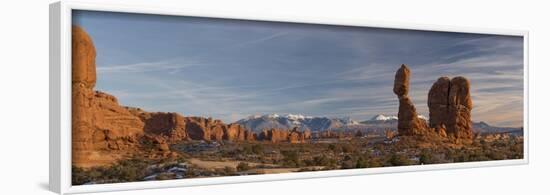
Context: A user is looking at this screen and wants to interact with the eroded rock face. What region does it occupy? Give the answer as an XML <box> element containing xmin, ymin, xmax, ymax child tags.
<box><xmin>244</xmin><ymin>130</ymin><xmax>256</xmax><ymax>141</ymax></box>
<box><xmin>71</xmin><ymin>26</ymin><xmax>310</xmax><ymax>167</ymax></box>
<box><xmin>393</xmin><ymin>64</ymin><xmax>410</xmax><ymax>97</ymax></box>
<box><xmin>428</xmin><ymin>77</ymin><xmax>451</xmax><ymax>128</ymax></box>
<box><xmin>288</xmin><ymin>127</ymin><xmax>305</xmax><ymax>143</ymax></box>
<box><xmin>184</xmin><ymin>117</ymin><xmax>213</xmax><ymax>141</ymax></box>
<box><xmin>256</xmin><ymin>127</ymin><xmax>309</xmax><ymax>143</ymax></box>
<box><xmin>174</xmin><ymin>117</ymin><xmax>253</xmax><ymax>142</ymax></box>
<box><xmin>428</xmin><ymin>76</ymin><xmax>473</xmax><ymax>139</ymax></box>
<box><xmin>72</xmin><ymin>26</ymin><xmax>96</xmax><ymax>88</ymax></box>
<box><xmin>129</xmin><ymin>110</ymin><xmax>188</xmax><ymax>141</ymax></box>
<box><xmin>258</xmin><ymin>128</ymin><xmax>288</xmax><ymax>143</ymax></box>
<box><xmin>393</xmin><ymin>64</ymin><xmax>428</xmax><ymax>135</ymax></box>
<box><xmin>72</xmin><ymin>26</ymin><xmax>145</xmax><ymax>167</ymax></box>
<box><xmin>303</xmin><ymin>129</ymin><xmax>312</xmax><ymax>140</ymax></box>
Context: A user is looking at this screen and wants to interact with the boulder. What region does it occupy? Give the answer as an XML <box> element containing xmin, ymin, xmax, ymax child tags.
<box><xmin>393</xmin><ymin>64</ymin><xmax>410</xmax><ymax>96</ymax></box>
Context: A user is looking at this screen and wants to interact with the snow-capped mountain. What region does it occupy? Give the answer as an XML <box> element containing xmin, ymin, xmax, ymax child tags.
<box><xmin>236</xmin><ymin>113</ymin><xmax>518</xmax><ymax>135</ymax></box>
<box><xmin>235</xmin><ymin>114</ymin><xmax>361</xmax><ymax>132</ymax></box>
<box><xmin>368</xmin><ymin>114</ymin><xmax>428</xmax><ymax>121</ymax></box>
<box><xmin>370</xmin><ymin>114</ymin><xmax>398</xmax><ymax>121</ymax></box>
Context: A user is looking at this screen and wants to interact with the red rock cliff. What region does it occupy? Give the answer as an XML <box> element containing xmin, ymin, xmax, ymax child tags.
<box><xmin>72</xmin><ymin>26</ymin><xmax>145</xmax><ymax>167</ymax></box>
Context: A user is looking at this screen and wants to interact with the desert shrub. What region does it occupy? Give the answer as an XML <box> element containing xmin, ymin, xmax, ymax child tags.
<box><xmin>419</xmin><ymin>149</ymin><xmax>435</xmax><ymax>164</ymax></box>
<box><xmin>341</xmin><ymin>160</ymin><xmax>355</xmax><ymax>169</ymax></box>
<box><xmin>108</xmin><ymin>158</ymin><xmax>149</xmax><ymax>182</ymax></box>
<box><xmin>311</xmin><ymin>155</ymin><xmax>336</xmax><ymax>167</ymax></box>
<box><xmin>156</xmin><ymin>173</ymin><xmax>172</xmax><ymax>180</ymax></box>
<box><xmin>355</xmin><ymin>157</ymin><xmax>368</xmax><ymax>168</ymax></box>
<box><xmin>328</xmin><ymin>144</ymin><xmax>338</xmax><ymax>152</ymax></box>
<box><xmin>72</xmin><ymin>166</ymin><xmax>91</xmax><ymax>185</ymax></box>
<box><xmin>251</xmin><ymin>144</ymin><xmax>264</xmax><ymax>155</ymax></box>
<box><xmin>341</xmin><ymin>144</ymin><xmax>354</xmax><ymax>153</ymax></box>
<box><xmin>223</xmin><ymin>166</ymin><xmax>237</xmax><ymax>175</ymax></box>
<box><xmin>237</xmin><ymin>162</ymin><xmax>251</xmax><ymax>172</ymax></box>
<box><xmin>281</xmin><ymin>150</ymin><xmax>301</xmax><ymax>167</ymax></box>
<box><xmin>487</xmin><ymin>150</ymin><xmax>507</xmax><ymax>160</ymax></box>
<box><xmin>368</xmin><ymin>158</ymin><xmax>383</xmax><ymax>168</ymax></box>
<box><xmin>72</xmin><ymin>158</ymin><xmax>150</xmax><ymax>185</ymax></box>
<box><xmin>388</xmin><ymin>154</ymin><xmax>412</xmax><ymax>166</ymax></box>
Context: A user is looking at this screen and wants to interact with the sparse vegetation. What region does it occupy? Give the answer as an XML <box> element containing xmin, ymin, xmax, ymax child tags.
<box><xmin>74</xmin><ymin>134</ymin><xmax>523</xmax><ymax>185</ymax></box>
<box><xmin>236</xmin><ymin>162</ymin><xmax>251</xmax><ymax>171</ymax></box>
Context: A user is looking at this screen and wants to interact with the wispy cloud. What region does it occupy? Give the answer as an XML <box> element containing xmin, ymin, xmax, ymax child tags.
<box><xmin>97</xmin><ymin>58</ymin><xmax>199</xmax><ymax>74</ymax></box>
<box><xmin>77</xmin><ymin>11</ymin><xmax>524</xmax><ymax>127</ymax></box>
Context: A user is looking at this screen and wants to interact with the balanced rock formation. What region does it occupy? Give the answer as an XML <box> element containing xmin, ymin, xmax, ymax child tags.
<box><xmin>393</xmin><ymin>64</ymin><xmax>429</xmax><ymax>135</ymax></box>
<box><xmin>428</xmin><ymin>76</ymin><xmax>473</xmax><ymax>139</ymax></box>
<box><xmin>72</xmin><ymin>26</ymin><xmax>146</xmax><ymax>167</ymax></box>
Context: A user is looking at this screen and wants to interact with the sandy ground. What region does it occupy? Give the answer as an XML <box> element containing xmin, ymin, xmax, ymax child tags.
<box><xmin>188</xmin><ymin>158</ymin><xmax>270</xmax><ymax>169</ymax></box>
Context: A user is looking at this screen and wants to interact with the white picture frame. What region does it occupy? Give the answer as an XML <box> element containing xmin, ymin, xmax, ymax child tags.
<box><xmin>49</xmin><ymin>1</ymin><xmax>530</xmax><ymax>194</ymax></box>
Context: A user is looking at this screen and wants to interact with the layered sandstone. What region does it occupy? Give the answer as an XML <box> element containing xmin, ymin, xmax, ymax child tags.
<box><xmin>428</xmin><ymin>76</ymin><xmax>473</xmax><ymax>139</ymax></box>
<box><xmin>393</xmin><ymin>64</ymin><xmax>429</xmax><ymax>135</ymax></box>
<box><xmin>127</xmin><ymin>108</ymin><xmax>188</xmax><ymax>141</ymax></box>
<box><xmin>72</xmin><ymin>26</ymin><xmax>145</xmax><ymax>167</ymax></box>
<box><xmin>258</xmin><ymin>128</ymin><xmax>289</xmax><ymax>143</ymax></box>
<box><xmin>256</xmin><ymin>128</ymin><xmax>309</xmax><ymax>143</ymax></box>
<box><xmin>390</xmin><ymin>64</ymin><xmax>474</xmax><ymax>139</ymax></box>
<box><xmin>182</xmin><ymin>117</ymin><xmax>255</xmax><ymax>142</ymax></box>
<box><xmin>71</xmin><ymin>26</ymin><xmax>313</xmax><ymax>167</ymax></box>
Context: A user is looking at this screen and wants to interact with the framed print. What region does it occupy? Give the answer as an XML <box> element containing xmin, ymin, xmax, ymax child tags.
<box><xmin>49</xmin><ymin>1</ymin><xmax>529</xmax><ymax>194</ymax></box>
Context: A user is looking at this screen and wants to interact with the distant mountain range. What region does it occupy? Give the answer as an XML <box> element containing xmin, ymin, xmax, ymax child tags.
<box><xmin>235</xmin><ymin>114</ymin><xmax>360</xmax><ymax>132</ymax></box>
<box><xmin>235</xmin><ymin>114</ymin><xmax>522</xmax><ymax>135</ymax></box>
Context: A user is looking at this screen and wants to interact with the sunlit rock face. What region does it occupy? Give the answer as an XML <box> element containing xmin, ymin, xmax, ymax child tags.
<box><xmin>393</xmin><ymin>64</ymin><xmax>429</xmax><ymax>136</ymax></box>
<box><xmin>428</xmin><ymin>76</ymin><xmax>473</xmax><ymax>139</ymax></box>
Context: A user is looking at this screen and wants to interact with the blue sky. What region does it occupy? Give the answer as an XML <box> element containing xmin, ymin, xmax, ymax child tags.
<box><xmin>73</xmin><ymin>10</ymin><xmax>524</xmax><ymax>127</ymax></box>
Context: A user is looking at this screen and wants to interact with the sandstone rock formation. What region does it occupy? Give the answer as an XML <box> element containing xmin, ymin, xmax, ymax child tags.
<box><xmin>303</xmin><ymin>129</ymin><xmax>312</xmax><ymax>140</ymax></box>
<box><xmin>127</xmin><ymin>108</ymin><xmax>188</xmax><ymax>141</ymax></box>
<box><xmin>428</xmin><ymin>76</ymin><xmax>473</xmax><ymax>139</ymax></box>
<box><xmin>393</xmin><ymin>64</ymin><xmax>429</xmax><ymax>135</ymax></box>
<box><xmin>390</xmin><ymin>64</ymin><xmax>474</xmax><ymax>139</ymax></box>
<box><xmin>258</xmin><ymin>128</ymin><xmax>289</xmax><ymax>143</ymax></box>
<box><xmin>288</xmin><ymin>127</ymin><xmax>306</xmax><ymax>143</ymax></box>
<box><xmin>180</xmin><ymin>117</ymin><xmax>255</xmax><ymax>142</ymax></box>
<box><xmin>256</xmin><ymin>127</ymin><xmax>310</xmax><ymax>143</ymax></box>
<box><xmin>71</xmin><ymin>26</ymin><xmax>310</xmax><ymax>167</ymax></box>
<box><xmin>72</xmin><ymin>26</ymin><xmax>145</xmax><ymax>167</ymax></box>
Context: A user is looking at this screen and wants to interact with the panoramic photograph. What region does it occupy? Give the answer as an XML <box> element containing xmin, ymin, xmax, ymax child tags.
<box><xmin>71</xmin><ymin>10</ymin><xmax>524</xmax><ymax>185</ymax></box>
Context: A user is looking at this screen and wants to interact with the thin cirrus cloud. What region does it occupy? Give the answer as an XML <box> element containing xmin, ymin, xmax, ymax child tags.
<box><xmin>73</xmin><ymin>10</ymin><xmax>524</xmax><ymax>127</ymax></box>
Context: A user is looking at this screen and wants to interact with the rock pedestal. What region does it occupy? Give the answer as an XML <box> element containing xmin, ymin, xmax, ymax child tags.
<box><xmin>393</xmin><ymin>64</ymin><xmax>428</xmax><ymax>135</ymax></box>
